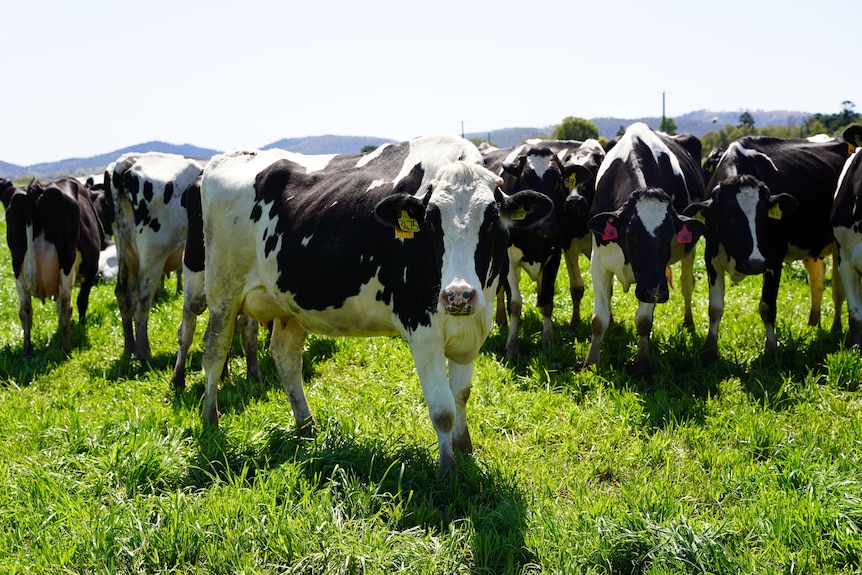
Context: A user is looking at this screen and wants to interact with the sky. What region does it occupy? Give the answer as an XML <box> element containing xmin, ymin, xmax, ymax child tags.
<box><xmin>2</xmin><ymin>0</ymin><xmax>859</xmax><ymax>166</ymax></box>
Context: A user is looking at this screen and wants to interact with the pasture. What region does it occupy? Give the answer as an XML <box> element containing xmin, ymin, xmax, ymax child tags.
<box><xmin>0</xmin><ymin>209</ymin><xmax>860</xmax><ymax>574</ymax></box>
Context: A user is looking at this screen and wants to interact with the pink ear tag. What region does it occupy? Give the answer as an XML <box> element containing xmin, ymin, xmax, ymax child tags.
<box><xmin>677</xmin><ymin>223</ymin><xmax>693</xmax><ymax>244</ymax></box>
<box><xmin>602</xmin><ymin>220</ymin><xmax>618</xmax><ymax>241</ymax></box>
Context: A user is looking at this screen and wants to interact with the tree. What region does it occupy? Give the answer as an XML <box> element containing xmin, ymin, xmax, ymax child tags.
<box><xmin>552</xmin><ymin>117</ymin><xmax>599</xmax><ymax>141</ymax></box>
<box><xmin>616</xmin><ymin>125</ymin><xmax>626</xmax><ymax>137</ymax></box>
<box><xmin>738</xmin><ymin>111</ymin><xmax>756</xmax><ymax>130</ymax></box>
<box><xmin>658</xmin><ymin>117</ymin><xmax>678</xmax><ymax>135</ymax></box>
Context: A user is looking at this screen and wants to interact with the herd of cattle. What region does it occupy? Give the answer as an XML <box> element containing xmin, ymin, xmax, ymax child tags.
<box><xmin>1</xmin><ymin>123</ymin><xmax>861</xmax><ymax>474</ymax></box>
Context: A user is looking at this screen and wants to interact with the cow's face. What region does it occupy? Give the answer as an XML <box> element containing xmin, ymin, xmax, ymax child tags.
<box><xmin>685</xmin><ymin>174</ymin><xmax>797</xmax><ymax>279</ymax></box>
<box><xmin>375</xmin><ymin>161</ymin><xmax>553</xmax><ymax>316</ymax></box>
<box><xmin>590</xmin><ymin>188</ymin><xmax>705</xmax><ymax>303</ymax></box>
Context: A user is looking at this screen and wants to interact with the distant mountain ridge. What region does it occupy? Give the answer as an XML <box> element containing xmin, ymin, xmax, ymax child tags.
<box><xmin>0</xmin><ymin>109</ymin><xmax>810</xmax><ymax>179</ymax></box>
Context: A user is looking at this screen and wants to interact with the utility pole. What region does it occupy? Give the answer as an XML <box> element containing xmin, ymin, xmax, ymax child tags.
<box><xmin>661</xmin><ymin>91</ymin><xmax>666</xmax><ymax>130</ymax></box>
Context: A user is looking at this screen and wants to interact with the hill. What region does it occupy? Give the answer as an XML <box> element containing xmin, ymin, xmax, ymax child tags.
<box><xmin>0</xmin><ymin>110</ymin><xmax>811</xmax><ymax>179</ymax></box>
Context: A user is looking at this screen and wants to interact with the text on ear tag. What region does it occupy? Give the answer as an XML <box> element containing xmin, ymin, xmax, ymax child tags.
<box><xmin>510</xmin><ymin>206</ymin><xmax>527</xmax><ymax>221</ymax></box>
<box><xmin>677</xmin><ymin>223</ymin><xmax>693</xmax><ymax>244</ymax></box>
<box><xmin>564</xmin><ymin>173</ymin><xmax>578</xmax><ymax>189</ymax></box>
<box><xmin>768</xmin><ymin>204</ymin><xmax>783</xmax><ymax>220</ymax></box>
<box><xmin>396</xmin><ymin>210</ymin><xmax>419</xmax><ymax>239</ymax></box>
<box><xmin>602</xmin><ymin>220</ymin><xmax>618</xmax><ymax>241</ymax></box>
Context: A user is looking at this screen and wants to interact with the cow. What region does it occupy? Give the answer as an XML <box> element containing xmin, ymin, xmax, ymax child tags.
<box><xmin>481</xmin><ymin>141</ymin><xmax>593</xmax><ymax>356</ymax></box>
<box><xmin>170</xmin><ymin>169</ymin><xmax>268</xmax><ymax>389</ymax></box>
<box><xmin>108</xmin><ymin>152</ymin><xmax>203</xmax><ymax>362</ymax></box>
<box><xmin>684</xmin><ymin>134</ymin><xmax>851</xmax><ymax>363</ymax></box>
<box><xmin>1</xmin><ymin>176</ymin><xmax>104</xmax><ymax>357</ymax></box>
<box><xmin>198</xmin><ymin>135</ymin><xmax>553</xmax><ymax>476</ymax></box>
<box><xmin>583</xmin><ymin>122</ymin><xmax>706</xmax><ymax>378</ymax></box>
<box><xmin>533</xmin><ymin>139</ymin><xmax>606</xmax><ymax>329</ymax></box>
<box><xmin>831</xmin><ymin>125</ymin><xmax>862</xmax><ymax>347</ymax></box>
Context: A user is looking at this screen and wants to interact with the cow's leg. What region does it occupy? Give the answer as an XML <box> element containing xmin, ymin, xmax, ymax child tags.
<box><xmin>56</xmin><ymin>271</ymin><xmax>75</xmax><ymax>357</ymax></box>
<box><xmin>504</xmin><ymin>263</ymin><xmax>523</xmax><ymax>357</ymax></box>
<box><xmin>760</xmin><ymin>265</ymin><xmax>783</xmax><ymax>352</ymax></box>
<box><xmin>830</xmin><ymin>255</ymin><xmax>845</xmax><ymax>335</ymax></box>
<box><xmin>633</xmin><ymin>301</ymin><xmax>656</xmax><ymax>379</ymax></box>
<box><xmin>448</xmin><ymin>359</ymin><xmax>474</xmax><ymax>455</ymax></box>
<box><xmin>537</xmin><ymin>251</ymin><xmax>561</xmax><ymax>349</ymax></box>
<box><xmin>680</xmin><ymin>252</ymin><xmax>696</xmax><ymax>333</ymax></box>
<box><xmin>16</xmin><ymin>285</ymin><xmax>33</xmax><ymax>358</ymax></box>
<box><xmin>114</xmin><ymin>260</ymin><xmax>136</xmax><ymax>356</ymax></box>
<box><xmin>837</xmin><ymin>247</ymin><xmax>862</xmax><ymax>347</ymax></box>
<box><xmin>564</xmin><ymin>244</ymin><xmax>586</xmax><ymax>330</ymax></box>
<box><xmin>701</xmin><ymin>271</ymin><xmax>726</xmax><ymax>365</ymax></box>
<box><xmin>201</xmin><ymin>304</ymin><xmax>240</xmax><ymax>425</ymax></box>
<box><xmin>803</xmin><ymin>257</ymin><xmax>825</xmax><ymax>327</ymax></box>
<box><xmin>132</xmin><ymin>265</ymin><xmax>166</xmax><ymax>362</ymax></box>
<box><xmin>583</xmin><ymin>265</ymin><xmax>613</xmax><ymax>370</ymax></box>
<box><xmin>171</xmin><ymin>268</ymin><xmax>206</xmax><ymax>389</ymax></box>
<box><xmin>494</xmin><ymin>287</ymin><xmax>508</xmax><ymax>327</ymax></box>
<box><xmin>269</xmin><ymin>317</ymin><xmax>314</xmax><ymax>435</ymax></box>
<box><xmin>408</xmin><ymin>332</ymin><xmax>456</xmax><ymax>476</ymax></box>
<box><xmin>236</xmin><ymin>312</ymin><xmax>262</xmax><ymax>382</ymax></box>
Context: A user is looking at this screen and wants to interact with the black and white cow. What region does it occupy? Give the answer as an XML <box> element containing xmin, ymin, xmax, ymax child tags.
<box><xmin>534</xmin><ymin>139</ymin><xmax>606</xmax><ymax>329</ymax></box>
<box><xmin>199</xmin><ymin>135</ymin><xmax>553</xmax><ymax>475</ymax></box>
<box><xmin>481</xmin><ymin>142</ymin><xmax>593</xmax><ymax>356</ymax></box>
<box><xmin>108</xmin><ymin>152</ymin><xmax>203</xmax><ymax>362</ymax></box>
<box><xmin>583</xmin><ymin>123</ymin><xmax>706</xmax><ymax>377</ymax></box>
<box><xmin>1</xmin><ymin>177</ymin><xmax>104</xmax><ymax>356</ymax></box>
<box><xmin>685</xmin><ymin>134</ymin><xmax>850</xmax><ymax>363</ymax></box>
<box><xmin>831</xmin><ymin>125</ymin><xmax>862</xmax><ymax>346</ymax></box>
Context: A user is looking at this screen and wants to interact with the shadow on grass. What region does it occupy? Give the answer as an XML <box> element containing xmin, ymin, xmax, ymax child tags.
<box><xmin>0</xmin><ymin>318</ymin><xmax>96</xmax><ymax>387</ymax></box>
<box><xmin>185</xmin><ymin>417</ymin><xmax>533</xmax><ymax>574</ymax></box>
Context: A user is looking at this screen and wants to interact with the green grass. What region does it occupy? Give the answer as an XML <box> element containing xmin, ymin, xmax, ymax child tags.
<box><xmin>0</xmin><ymin>213</ymin><xmax>860</xmax><ymax>574</ymax></box>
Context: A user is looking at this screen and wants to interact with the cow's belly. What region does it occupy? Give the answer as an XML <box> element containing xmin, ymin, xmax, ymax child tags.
<box><xmin>242</xmin><ymin>278</ymin><xmax>398</xmax><ymax>337</ymax></box>
<box><xmin>785</xmin><ymin>241</ymin><xmax>832</xmax><ymax>263</ymax></box>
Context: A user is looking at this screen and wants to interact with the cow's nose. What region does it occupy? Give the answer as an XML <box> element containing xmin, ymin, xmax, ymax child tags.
<box><xmin>739</xmin><ymin>257</ymin><xmax>767</xmax><ymax>275</ymax></box>
<box><xmin>440</xmin><ymin>282</ymin><xmax>479</xmax><ymax>316</ymax></box>
<box><xmin>636</xmin><ymin>284</ymin><xmax>669</xmax><ymax>304</ymax></box>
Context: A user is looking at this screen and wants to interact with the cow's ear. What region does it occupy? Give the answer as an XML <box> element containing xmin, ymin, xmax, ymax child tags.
<box><xmin>767</xmin><ymin>193</ymin><xmax>798</xmax><ymax>220</ymax></box>
<box><xmin>495</xmin><ymin>188</ymin><xmax>553</xmax><ymax>227</ymax></box>
<box><xmin>588</xmin><ymin>210</ymin><xmax>624</xmax><ymax>241</ymax></box>
<box><xmin>374</xmin><ymin>193</ymin><xmax>426</xmax><ymax>229</ymax></box>
<box><xmin>562</xmin><ymin>163</ymin><xmax>594</xmax><ymax>190</ymax></box>
<box><xmin>675</xmin><ymin>215</ymin><xmax>706</xmax><ymax>245</ymax></box>
<box><xmin>683</xmin><ymin>199</ymin><xmax>711</xmax><ymax>224</ymax></box>
<box><xmin>502</xmin><ymin>155</ymin><xmax>527</xmax><ymax>178</ymax></box>
<box><xmin>842</xmin><ymin>124</ymin><xmax>862</xmax><ymax>151</ymax></box>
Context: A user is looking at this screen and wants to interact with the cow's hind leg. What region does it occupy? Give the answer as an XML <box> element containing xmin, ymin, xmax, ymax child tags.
<box><xmin>201</xmin><ymin>305</ymin><xmax>240</xmax><ymax>425</ymax></box>
<box><xmin>56</xmin><ymin>271</ymin><xmax>75</xmax><ymax>357</ymax></box>
<box><xmin>16</xmin><ymin>285</ymin><xmax>34</xmax><ymax>358</ymax></box>
<box><xmin>237</xmin><ymin>313</ymin><xmax>262</xmax><ymax>382</ymax></box>
<box><xmin>269</xmin><ymin>317</ymin><xmax>314</xmax><ymax>435</ymax></box>
<box><xmin>448</xmin><ymin>360</ymin><xmax>474</xmax><ymax>454</ymax></box>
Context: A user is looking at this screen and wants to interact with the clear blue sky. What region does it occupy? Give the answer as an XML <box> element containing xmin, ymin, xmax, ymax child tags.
<box><xmin>2</xmin><ymin>0</ymin><xmax>859</xmax><ymax>166</ymax></box>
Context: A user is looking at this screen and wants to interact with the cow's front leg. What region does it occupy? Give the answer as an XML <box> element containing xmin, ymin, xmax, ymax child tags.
<box><xmin>701</xmin><ymin>271</ymin><xmax>726</xmax><ymax>365</ymax></box>
<box><xmin>802</xmin><ymin>257</ymin><xmax>825</xmax><ymax>327</ymax></box>
<box><xmin>564</xmin><ymin>241</ymin><xmax>587</xmax><ymax>330</ymax></box>
<box><xmin>583</xmin><ymin>265</ymin><xmax>613</xmax><ymax>370</ymax></box>
<box><xmin>409</xmin><ymin>332</ymin><xmax>456</xmax><ymax>476</ymax></box>
<box><xmin>830</xmin><ymin>255</ymin><xmax>845</xmax><ymax>335</ymax></box>
<box><xmin>633</xmin><ymin>301</ymin><xmax>656</xmax><ymax>379</ymax></box>
<box><xmin>448</xmin><ymin>360</ymin><xmax>474</xmax><ymax>454</ymax></box>
<box><xmin>679</xmin><ymin>252</ymin><xmax>696</xmax><ymax>333</ymax></box>
<box><xmin>537</xmin><ymin>251</ymin><xmax>561</xmax><ymax>349</ymax></box>
<box><xmin>504</xmin><ymin>257</ymin><xmax>523</xmax><ymax>357</ymax></box>
<box><xmin>270</xmin><ymin>317</ymin><xmax>314</xmax><ymax>436</ymax></box>
<box><xmin>760</xmin><ymin>265</ymin><xmax>783</xmax><ymax>353</ymax></box>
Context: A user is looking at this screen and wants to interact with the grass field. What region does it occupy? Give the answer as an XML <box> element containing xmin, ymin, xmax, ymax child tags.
<box><xmin>0</xmin><ymin>211</ymin><xmax>860</xmax><ymax>574</ymax></box>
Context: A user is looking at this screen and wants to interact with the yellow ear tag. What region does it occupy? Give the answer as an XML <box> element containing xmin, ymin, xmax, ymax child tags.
<box><xmin>396</xmin><ymin>210</ymin><xmax>419</xmax><ymax>239</ymax></box>
<box><xmin>692</xmin><ymin>210</ymin><xmax>706</xmax><ymax>224</ymax></box>
<box><xmin>851</xmin><ymin>143</ymin><xmax>858</xmax><ymax>155</ymax></box>
<box><xmin>855</xmin><ymin>134</ymin><xmax>862</xmax><ymax>148</ymax></box>
<box><xmin>564</xmin><ymin>173</ymin><xmax>578</xmax><ymax>189</ymax></box>
<box><xmin>768</xmin><ymin>204</ymin><xmax>783</xmax><ymax>220</ymax></box>
<box><xmin>510</xmin><ymin>205</ymin><xmax>527</xmax><ymax>221</ymax></box>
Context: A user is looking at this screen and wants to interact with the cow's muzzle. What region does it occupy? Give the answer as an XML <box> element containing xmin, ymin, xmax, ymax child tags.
<box><xmin>440</xmin><ymin>282</ymin><xmax>479</xmax><ymax>316</ymax></box>
<box><xmin>636</xmin><ymin>284</ymin><xmax>669</xmax><ymax>304</ymax></box>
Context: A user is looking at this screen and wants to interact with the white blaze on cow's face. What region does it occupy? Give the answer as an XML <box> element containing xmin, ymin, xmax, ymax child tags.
<box><xmin>634</xmin><ymin>195</ymin><xmax>672</xmax><ymax>237</ymax></box>
<box><xmin>735</xmin><ymin>183</ymin><xmax>766</xmax><ymax>266</ymax></box>
<box><xmin>427</xmin><ymin>164</ymin><xmax>500</xmax><ymax>316</ymax></box>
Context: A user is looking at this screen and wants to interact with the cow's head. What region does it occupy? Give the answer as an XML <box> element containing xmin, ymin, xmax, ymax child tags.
<box><xmin>589</xmin><ymin>187</ymin><xmax>705</xmax><ymax>303</ymax></box>
<box><xmin>0</xmin><ymin>178</ymin><xmax>15</xmax><ymax>209</ymax></box>
<box><xmin>374</xmin><ymin>161</ymin><xmax>553</xmax><ymax>316</ymax></box>
<box><xmin>684</xmin><ymin>173</ymin><xmax>797</xmax><ymax>279</ymax></box>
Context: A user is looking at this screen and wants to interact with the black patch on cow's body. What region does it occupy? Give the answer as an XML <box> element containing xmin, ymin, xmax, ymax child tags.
<box><xmin>250</xmin><ymin>146</ymin><xmax>446</xmax><ymax>332</ymax></box>
<box><xmin>163</xmin><ymin>181</ymin><xmax>174</xmax><ymax>204</ymax></box>
<box><xmin>183</xmin><ymin>183</ymin><xmax>205</xmax><ymax>272</ymax></box>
